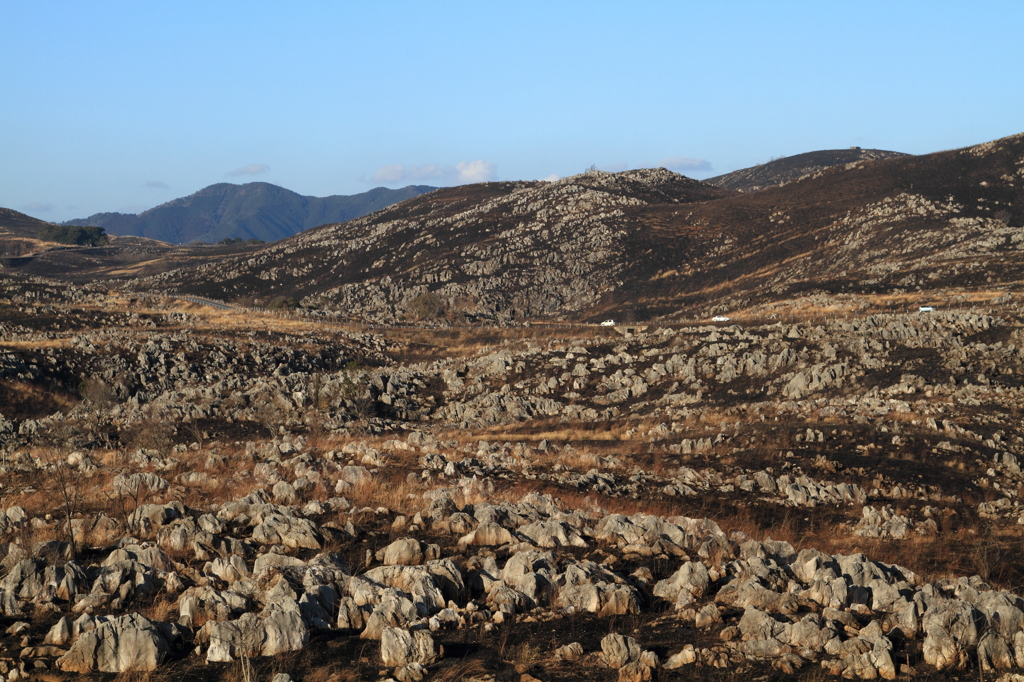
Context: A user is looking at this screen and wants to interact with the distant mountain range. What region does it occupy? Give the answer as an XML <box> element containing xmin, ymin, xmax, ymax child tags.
<box><xmin>63</xmin><ymin>182</ymin><xmax>437</xmax><ymax>244</ymax></box>
<box><xmin>705</xmin><ymin>148</ymin><xmax>908</xmax><ymax>192</ymax></box>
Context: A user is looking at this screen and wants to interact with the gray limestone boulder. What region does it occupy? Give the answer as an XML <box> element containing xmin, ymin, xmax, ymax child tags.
<box><xmin>205</xmin><ymin>554</ymin><xmax>250</xmax><ymax>584</ymax></box>
<box><xmin>601</xmin><ymin>632</ymin><xmax>641</xmax><ymax>668</ymax></box>
<box><xmin>556</xmin><ymin>580</ymin><xmax>640</xmax><ymax>616</ymax></box>
<box><xmin>617</xmin><ymin>660</ymin><xmax>654</xmax><ymax>682</ymax></box>
<box><xmin>458</xmin><ymin>522</ymin><xmax>515</xmax><ymax>546</ymax></box>
<box><xmin>383</xmin><ymin>538</ymin><xmax>424</xmax><ymax>566</ymax></box>
<box><xmin>554</xmin><ymin>641</ymin><xmax>584</xmax><ymax>660</ymax></box>
<box><xmin>251</xmin><ymin>513</ymin><xmax>322</xmax><ymax>549</ymax></box>
<box><xmin>272</xmin><ymin>480</ymin><xmax>299</xmax><ymax>505</ymax></box>
<box><xmin>113</xmin><ymin>472</ymin><xmax>169</xmax><ymax>497</ymax></box>
<box><xmin>200</xmin><ymin>600</ymin><xmax>308</xmax><ymax>662</ymax></box>
<box><xmin>56</xmin><ymin>613</ymin><xmax>172</xmax><ymax>673</ymax></box>
<box><xmin>979</xmin><ymin>631</ymin><xmax>1016</xmax><ymax>671</ymax></box>
<box><xmin>177</xmin><ymin>586</ymin><xmax>250</xmax><ymax>628</ymax></box>
<box><xmin>653</xmin><ymin>561</ymin><xmax>710</xmax><ymax>608</ymax></box>
<box><xmin>380</xmin><ymin>627</ymin><xmax>441</xmax><ymax>667</ymax></box>
<box><xmin>517</xmin><ymin>518</ymin><xmax>588</xmax><ymax>548</ymax></box>
<box><xmin>739</xmin><ymin>606</ymin><xmax>790</xmax><ymax>642</ymax></box>
<box><xmin>128</xmin><ymin>502</ymin><xmax>185</xmax><ymax>534</ymax></box>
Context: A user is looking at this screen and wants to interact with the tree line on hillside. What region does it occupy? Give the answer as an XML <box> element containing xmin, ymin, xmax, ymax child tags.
<box><xmin>38</xmin><ymin>225</ymin><xmax>108</xmax><ymax>247</ymax></box>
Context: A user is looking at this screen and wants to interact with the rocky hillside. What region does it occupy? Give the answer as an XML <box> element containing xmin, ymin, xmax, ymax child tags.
<box><xmin>704</xmin><ymin>148</ymin><xmax>909</xmax><ymax>192</ymax></box>
<box><xmin>64</xmin><ymin>182</ymin><xmax>437</xmax><ymax>244</ymax></box>
<box><xmin>125</xmin><ymin>133</ymin><xmax>1024</xmax><ymax>325</ymax></box>
<box><xmin>137</xmin><ymin>170</ymin><xmax>731</xmax><ymax>322</ymax></box>
<box><xmin>634</xmin><ymin>133</ymin><xmax>1024</xmax><ymax>319</ymax></box>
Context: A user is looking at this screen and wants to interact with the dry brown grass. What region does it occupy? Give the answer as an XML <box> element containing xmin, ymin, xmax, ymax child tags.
<box><xmin>0</xmin><ymin>379</ymin><xmax>78</xmax><ymax>419</ymax></box>
<box><xmin>384</xmin><ymin>325</ymin><xmax>618</xmax><ymax>363</ymax></box>
<box><xmin>300</xmin><ymin>664</ymin><xmax>362</xmax><ymax>682</ymax></box>
<box><xmin>87</xmin><ymin>295</ymin><xmax>352</xmax><ymax>341</ymax></box>
<box><xmin>476</xmin><ymin>427</ymin><xmax>626</xmax><ymax>443</ymax></box>
<box><xmin>554</xmin><ymin>450</ymin><xmax>606</xmax><ymax>472</ymax></box>
<box><xmin>138</xmin><ymin>594</ymin><xmax>179</xmax><ymax>623</ymax></box>
<box><xmin>726</xmin><ymin>288</ymin><xmax>1018</xmax><ymax>322</ymax></box>
<box><xmin>345</xmin><ymin>474</ymin><xmax>422</xmax><ymax>514</ymax></box>
<box><xmin>4</xmin><ymin>514</ymin><xmax>60</xmax><ymax>550</ymax></box>
<box><xmin>0</xmin><ymin>338</ymin><xmax>73</xmax><ymax>350</ymax></box>
<box><xmin>433</xmin><ymin>658</ymin><xmax>491</xmax><ymax>682</ymax></box>
<box><xmin>110</xmin><ymin>672</ymin><xmax>157</xmax><ymax>682</ymax></box>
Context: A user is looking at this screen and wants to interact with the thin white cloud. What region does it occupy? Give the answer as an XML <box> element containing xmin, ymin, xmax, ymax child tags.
<box><xmin>371</xmin><ymin>164</ymin><xmax>408</xmax><ymax>183</ymax></box>
<box><xmin>659</xmin><ymin>156</ymin><xmax>713</xmax><ymax>172</ymax></box>
<box><xmin>145</xmin><ymin>181</ymin><xmax>169</xmax><ymax>189</ymax></box>
<box><xmin>228</xmin><ymin>164</ymin><xmax>270</xmax><ymax>177</ymax></box>
<box><xmin>542</xmin><ymin>174</ymin><xmax>560</xmax><ymax>182</ymax></box>
<box><xmin>25</xmin><ymin>202</ymin><xmax>54</xmax><ymax>212</ymax></box>
<box><xmin>369</xmin><ymin>160</ymin><xmax>497</xmax><ymax>185</ymax></box>
<box><xmin>455</xmin><ymin>160</ymin><xmax>496</xmax><ymax>183</ymax></box>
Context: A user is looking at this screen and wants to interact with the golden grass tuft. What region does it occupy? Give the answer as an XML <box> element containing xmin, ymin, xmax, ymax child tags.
<box><xmin>432</xmin><ymin>658</ymin><xmax>491</xmax><ymax>682</ymax></box>
<box><xmin>345</xmin><ymin>474</ymin><xmax>422</xmax><ymax>515</ymax></box>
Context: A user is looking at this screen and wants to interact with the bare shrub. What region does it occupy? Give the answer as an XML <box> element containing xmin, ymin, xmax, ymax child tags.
<box><xmin>33</xmin><ymin>422</ymin><xmax>85</xmax><ymax>559</ymax></box>
<box><xmin>338</xmin><ymin>362</ymin><xmax>375</xmax><ymax>422</ymax></box>
<box><xmin>446</xmin><ymin>294</ymin><xmax>479</xmax><ymax>323</ymax></box>
<box><xmin>120</xmin><ymin>409</ymin><xmax>174</xmax><ymax>453</ymax></box>
<box><xmin>183</xmin><ymin>420</ymin><xmax>206</xmax><ymax>454</ymax></box>
<box><xmin>406</xmin><ymin>291</ymin><xmax>445</xmax><ymax>321</ymax></box>
<box><xmin>254</xmin><ymin>393</ymin><xmax>287</xmax><ymax>438</ymax></box>
<box><xmin>78</xmin><ymin>376</ymin><xmax>117</xmax><ymax>408</ymax></box>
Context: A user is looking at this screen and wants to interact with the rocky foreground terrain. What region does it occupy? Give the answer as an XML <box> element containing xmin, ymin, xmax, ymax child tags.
<box><xmin>3</xmin><ymin>275</ymin><xmax>1024</xmax><ymax>681</ymax></box>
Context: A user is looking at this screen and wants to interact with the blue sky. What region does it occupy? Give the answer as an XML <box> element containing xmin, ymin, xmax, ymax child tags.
<box><xmin>2</xmin><ymin>1</ymin><xmax>1022</xmax><ymax>222</ymax></box>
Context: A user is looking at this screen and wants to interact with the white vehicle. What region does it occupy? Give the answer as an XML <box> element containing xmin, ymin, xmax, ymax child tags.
<box><xmin>711</xmin><ymin>315</ymin><xmax>731</xmax><ymax>322</ymax></box>
<box><xmin>599</xmin><ymin>319</ymin><xmax>616</xmax><ymax>327</ymax></box>
<box><xmin>918</xmin><ymin>306</ymin><xmax>934</xmax><ymax>312</ymax></box>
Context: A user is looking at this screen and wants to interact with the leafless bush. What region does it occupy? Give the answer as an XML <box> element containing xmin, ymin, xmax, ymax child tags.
<box><xmin>337</xmin><ymin>363</ymin><xmax>375</xmax><ymax>422</ymax></box>
<box><xmin>253</xmin><ymin>392</ymin><xmax>287</xmax><ymax>438</ymax></box>
<box><xmin>104</xmin><ymin>472</ymin><xmax>163</xmax><ymax>528</ymax></box>
<box><xmin>33</xmin><ymin>421</ymin><xmax>85</xmax><ymax>559</ymax></box>
<box><xmin>120</xmin><ymin>410</ymin><xmax>174</xmax><ymax>452</ymax></box>
<box><xmin>184</xmin><ymin>420</ymin><xmax>206</xmax><ymax>453</ymax></box>
<box><xmin>78</xmin><ymin>376</ymin><xmax>117</xmax><ymax>408</ymax></box>
<box><xmin>306</xmin><ymin>372</ymin><xmax>327</xmax><ymax>410</ymax></box>
<box><xmin>406</xmin><ymin>291</ymin><xmax>445</xmax><ymax>321</ymax></box>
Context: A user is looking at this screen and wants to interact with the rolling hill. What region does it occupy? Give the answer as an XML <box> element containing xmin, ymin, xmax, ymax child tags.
<box><xmin>63</xmin><ymin>182</ymin><xmax>437</xmax><ymax>244</ymax></box>
<box><xmin>129</xmin><ymin>133</ymin><xmax>1022</xmax><ymax>323</ymax></box>
<box><xmin>1</xmin><ymin>208</ymin><xmax>112</xmax><ymax>260</ymax></box>
<box><xmin>705</xmin><ymin>148</ymin><xmax>909</xmax><ymax>192</ymax></box>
